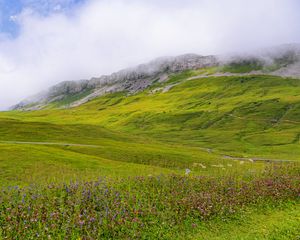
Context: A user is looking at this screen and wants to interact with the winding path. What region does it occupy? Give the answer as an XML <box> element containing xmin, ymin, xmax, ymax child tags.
<box><xmin>0</xmin><ymin>140</ymin><xmax>296</xmax><ymax>163</ymax></box>
<box><xmin>222</xmin><ymin>155</ymin><xmax>295</xmax><ymax>163</ymax></box>
<box><xmin>199</xmin><ymin>147</ymin><xmax>296</xmax><ymax>163</ymax></box>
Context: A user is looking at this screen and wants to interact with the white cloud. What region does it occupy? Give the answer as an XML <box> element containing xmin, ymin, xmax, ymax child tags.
<box><xmin>9</xmin><ymin>15</ymin><xmax>18</xmax><ymax>22</ymax></box>
<box><xmin>0</xmin><ymin>0</ymin><xmax>300</xmax><ymax>109</ymax></box>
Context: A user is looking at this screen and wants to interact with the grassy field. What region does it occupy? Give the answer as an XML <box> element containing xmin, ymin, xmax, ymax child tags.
<box><xmin>1</xmin><ymin>166</ymin><xmax>299</xmax><ymax>239</ymax></box>
<box><xmin>0</xmin><ymin>72</ymin><xmax>299</xmax><ymax>239</ymax></box>
<box><xmin>194</xmin><ymin>202</ymin><xmax>300</xmax><ymax>240</ymax></box>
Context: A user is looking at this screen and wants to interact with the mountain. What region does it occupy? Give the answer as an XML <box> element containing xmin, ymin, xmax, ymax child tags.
<box><xmin>11</xmin><ymin>54</ymin><xmax>218</xmax><ymax>110</ymax></box>
<box><xmin>2</xmin><ymin>44</ymin><xmax>300</xmax><ymax>239</ymax></box>
<box><xmin>12</xmin><ymin>44</ymin><xmax>300</xmax><ymax>110</ymax></box>
<box><xmin>3</xmin><ymin>62</ymin><xmax>300</xmax><ymax>162</ymax></box>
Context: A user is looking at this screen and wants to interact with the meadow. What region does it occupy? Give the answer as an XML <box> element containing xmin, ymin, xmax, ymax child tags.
<box><xmin>0</xmin><ymin>72</ymin><xmax>300</xmax><ymax>239</ymax></box>
<box><xmin>1</xmin><ymin>164</ymin><xmax>299</xmax><ymax>239</ymax></box>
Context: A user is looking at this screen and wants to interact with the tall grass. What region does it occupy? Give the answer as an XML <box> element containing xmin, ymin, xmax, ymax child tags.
<box><xmin>1</xmin><ymin>164</ymin><xmax>299</xmax><ymax>239</ymax></box>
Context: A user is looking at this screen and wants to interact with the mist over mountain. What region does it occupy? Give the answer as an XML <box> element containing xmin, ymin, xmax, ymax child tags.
<box><xmin>12</xmin><ymin>44</ymin><xmax>300</xmax><ymax>111</ymax></box>
<box><xmin>1</xmin><ymin>0</ymin><xmax>300</xmax><ymax>110</ymax></box>
<box><xmin>2</xmin><ymin>1</ymin><xmax>300</xmax><ymax>239</ymax></box>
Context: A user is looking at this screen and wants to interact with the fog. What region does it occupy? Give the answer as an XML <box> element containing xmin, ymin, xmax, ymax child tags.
<box><xmin>0</xmin><ymin>0</ymin><xmax>300</xmax><ymax>110</ymax></box>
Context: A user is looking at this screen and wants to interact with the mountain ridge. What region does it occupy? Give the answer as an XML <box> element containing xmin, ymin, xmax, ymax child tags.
<box><xmin>12</xmin><ymin>44</ymin><xmax>300</xmax><ymax>111</ymax></box>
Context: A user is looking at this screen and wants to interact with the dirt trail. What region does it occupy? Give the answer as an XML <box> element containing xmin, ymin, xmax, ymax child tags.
<box><xmin>0</xmin><ymin>141</ymin><xmax>296</xmax><ymax>163</ymax></box>
<box><xmin>186</xmin><ymin>71</ymin><xmax>263</xmax><ymax>81</ymax></box>
<box><xmin>199</xmin><ymin>147</ymin><xmax>295</xmax><ymax>163</ymax></box>
<box><xmin>222</xmin><ymin>155</ymin><xmax>294</xmax><ymax>163</ymax></box>
<box><xmin>0</xmin><ymin>141</ymin><xmax>99</xmax><ymax>148</ymax></box>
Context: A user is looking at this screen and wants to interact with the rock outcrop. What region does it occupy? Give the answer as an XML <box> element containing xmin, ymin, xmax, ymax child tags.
<box><xmin>12</xmin><ymin>54</ymin><xmax>218</xmax><ymax>110</ymax></box>
<box><xmin>11</xmin><ymin>44</ymin><xmax>300</xmax><ymax>111</ymax></box>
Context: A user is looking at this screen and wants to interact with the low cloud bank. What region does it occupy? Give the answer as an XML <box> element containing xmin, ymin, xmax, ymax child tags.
<box><xmin>0</xmin><ymin>0</ymin><xmax>300</xmax><ymax>109</ymax></box>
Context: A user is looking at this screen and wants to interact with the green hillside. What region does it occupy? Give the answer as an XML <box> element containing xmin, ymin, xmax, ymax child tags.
<box><xmin>1</xmin><ymin>72</ymin><xmax>300</xmax><ymax>183</ymax></box>
<box><xmin>0</xmin><ymin>71</ymin><xmax>300</xmax><ymax>239</ymax></box>
<box><xmin>3</xmin><ymin>72</ymin><xmax>300</xmax><ymax>161</ymax></box>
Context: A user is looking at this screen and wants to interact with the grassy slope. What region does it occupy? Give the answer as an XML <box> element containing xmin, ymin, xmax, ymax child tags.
<box><xmin>0</xmin><ymin>117</ymin><xmax>255</xmax><ymax>185</ymax></box>
<box><xmin>3</xmin><ymin>73</ymin><xmax>300</xmax><ymax>160</ymax></box>
<box><xmin>0</xmin><ymin>72</ymin><xmax>300</xmax><ymax>238</ymax></box>
<box><xmin>194</xmin><ymin>202</ymin><xmax>300</xmax><ymax>240</ymax></box>
<box><xmin>0</xmin><ymin>73</ymin><xmax>300</xmax><ymax>185</ymax></box>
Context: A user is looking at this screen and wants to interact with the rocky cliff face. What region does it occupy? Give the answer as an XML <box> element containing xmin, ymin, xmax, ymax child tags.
<box><xmin>12</xmin><ymin>54</ymin><xmax>219</xmax><ymax>110</ymax></box>
<box><xmin>12</xmin><ymin>44</ymin><xmax>300</xmax><ymax>111</ymax></box>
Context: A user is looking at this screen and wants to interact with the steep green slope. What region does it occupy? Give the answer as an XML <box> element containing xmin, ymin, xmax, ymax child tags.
<box><xmin>4</xmin><ymin>73</ymin><xmax>300</xmax><ymax>161</ymax></box>
<box><xmin>0</xmin><ymin>117</ymin><xmax>257</xmax><ymax>185</ymax></box>
<box><xmin>1</xmin><ymin>72</ymin><xmax>300</xmax><ymax>239</ymax></box>
<box><xmin>1</xmin><ymin>72</ymin><xmax>299</xmax><ymax>185</ymax></box>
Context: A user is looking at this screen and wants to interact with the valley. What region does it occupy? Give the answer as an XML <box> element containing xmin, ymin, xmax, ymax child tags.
<box><xmin>1</xmin><ymin>58</ymin><xmax>300</xmax><ymax>239</ymax></box>
<box><xmin>0</xmin><ymin>0</ymin><xmax>299</xmax><ymax>238</ymax></box>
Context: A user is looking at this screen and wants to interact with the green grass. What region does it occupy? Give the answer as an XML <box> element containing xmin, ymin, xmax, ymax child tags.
<box><xmin>0</xmin><ymin>118</ymin><xmax>262</xmax><ymax>186</ymax></box>
<box><xmin>51</xmin><ymin>88</ymin><xmax>94</xmax><ymax>108</ymax></box>
<box><xmin>0</xmin><ymin>72</ymin><xmax>300</xmax><ymax>238</ymax></box>
<box><xmin>1</xmin><ymin>74</ymin><xmax>300</xmax><ymax>183</ymax></box>
<box><xmin>0</xmin><ymin>143</ymin><xmax>180</xmax><ymax>186</ymax></box>
<box><xmin>194</xmin><ymin>202</ymin><xmax>300</xmax><ymax>240</ymax></box>
<box><xmin>4</xmin><ymin>74</ymin><xmax>300</xmax><ymax>160</ymax></box>
<box><xmin>0</xmin><ymin>166</ymin><xmax>299</xmax><ymax>239</ymax></box>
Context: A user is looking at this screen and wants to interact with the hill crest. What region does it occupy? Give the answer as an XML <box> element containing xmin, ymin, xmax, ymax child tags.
<box><xmin>12</xmin><ymin>44</ymin><xmax>300</xmax><ymax>111</ymax></box>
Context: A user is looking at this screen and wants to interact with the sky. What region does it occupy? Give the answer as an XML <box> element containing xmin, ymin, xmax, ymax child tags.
<box><xmin>0</xmin><ymin>0</ymin><xmax>300</xmax><ymax>110</ymax></box>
